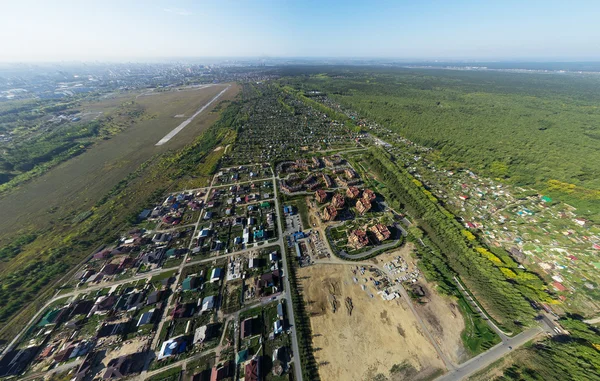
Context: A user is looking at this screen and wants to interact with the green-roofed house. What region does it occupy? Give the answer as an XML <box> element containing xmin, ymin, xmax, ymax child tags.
<box><xmin>260</xmin><ymin>201</ymin><xmax>271</xmax><ymax>208</ymax></box>
<box><xmin>236</xmin><ymin>349</ymin><xmax>249</xmax><ymax>364</ymax></box>
<box><xmin>254</xmin><ymin>230</ymin><xmax>265</xmax><ymax>241</ymax></box>
<box><xmin>182</xmin><ymin>276</ymin><xmax>198</xmax><ymax>291</ymax></box>
<box><xmin>541</xmin><ymin>196</ymin><xmax>553</xmax><ymax>203</ymax></box>
<box><xmin>166</xmin><ymin>248</ymin><xmax>177</xmax><ymax>258</ymax></box>
<box><xmin>38</xmin><ymin>309</ymin><xmax>62</xmax><ymax>327</ymax></box>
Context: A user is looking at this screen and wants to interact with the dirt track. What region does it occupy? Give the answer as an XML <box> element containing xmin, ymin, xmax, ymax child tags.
<box><xmin>299</xmin><ymin>263</ymin><xmax>445</xmax><ymax>381</ymax></box>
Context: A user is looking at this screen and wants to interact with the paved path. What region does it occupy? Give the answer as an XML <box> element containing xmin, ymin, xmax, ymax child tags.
<box><xmin>454</xmin><ymin>276</ymin><xmax>511</xmax><ymax>341</ymax></box>
<box><xmin>434</xmin><ymin>327</ymin><xmax>543</xmax><ymax>381</ymax></box>
<box><xmin>584</xmin><ymin>316</ymin><xmax>600</xmax><ymax>324</ymax></box>
<box><xmin>156</xmin><ymin>85</ymin><xmax>230</xmax><ymax>146</ymax></box>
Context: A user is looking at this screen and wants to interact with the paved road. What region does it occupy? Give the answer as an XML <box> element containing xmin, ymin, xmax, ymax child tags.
<box><xmin>434</xmin><ymin>327</ymin><xmax>543</xmax><ymax>381</ymax></box>
<box><xmin>272</xmin><ymin>176</ymin><xmax>304</xmax><ymax>381</ymax></box>
<box><xmin>454</xmin><ymin>276</ymin><xmax>510</xmax><ymax>341</ymax></box>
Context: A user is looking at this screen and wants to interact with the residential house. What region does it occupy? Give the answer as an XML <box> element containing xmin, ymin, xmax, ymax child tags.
<box><xmin>241</xmin><ymin>317</ymin><xmax>260</xmax><ymax>339</ymax></box>
<box><xmin>322</xmin><ymin>173</ymin><xmax>334</xmax><ymax>188</ymax></box>
<box><xmin>332</xmin><ymin>193</ymin><xmax>345</xmax><ymax>209</ymax></box>
<box><xmin>158</xmin><ymin>336</ymin><xmax>187</xmax><ymax>360</ymax></box>
<box><xmin>199</xmin><ymin>295</ymin><xmax>215</xmax><ymax>313</ymax></box>
<box><xmin>146</xmin><ymin>290</ymin><xmax>163</xmax><ymax>306</ymax></box>
<box><xmin>315</xmin><ymin>189</ymin><xmax>328</xmax><ymax>203</ymax></box>
<box><xmin>245</xmin><ymin>358</ymin><xmax>261</xmax><ymax>381</ymax></box>
<box><xmin>171</xmin><ymin>303</ymin><xmax>195</xmax><ymax>319</ymax></box>
<box><xmin>210</xmin><ymin>268</ymin><xmax>222</xmax><ymax>283</ymax></box>
<box><xmin>356</xmin><ymin>198</ymin><xmax>372</xmax><ymax>215</ymax></box>
<box><xmin>363</xmin><ymin>189</ymin><xmax>376</xmax><ymax>201</ymax></box>
<box><xmin>210</xmin><ymin>361</ymin><xmax>233</xmax><ymax>381</ymax></box>
<box><xmin>346</xmin><ymin>186</ymin><xmax>361</xmax><ymax>199</ymax></box>
<box><xmin>348</xmin><ymin>229</ymin><xmax>369</xmax><ymax>249</ymax></box>
<box><xmin>182</xmin><ymin>276</ymin><xmax>199</xmax><ymax>291</ymax></box>
<box><xmin>322</xmin><ymin>205</ymin><xmax>337</xmax><ymax>222</ymax></box>
<box><xmin>103</xmin><ymin>352</ymin><xmax>145</xmax><ymax>379</ymax></box>
<box><xmin>345</xmin><ymin>168</ymin><xmax>358</xmax><ymax>179</ymax></box>
<box><xmin>369</xmin><ymin>224</ymin><xmax>391</xmax><ymax>242</ymax></box>
<box><xmin>137</xmin><ymin>309</ymin><xmax>155</xmax><ymax>327</ymax></box>
<box><xmin>256</xmin><ymin>269</ymin><xmax>280</xmax><ymax>296</ymax></box>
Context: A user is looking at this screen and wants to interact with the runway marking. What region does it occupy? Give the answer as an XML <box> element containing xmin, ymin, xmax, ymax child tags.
<box><xmin>155</xmin><ymin>85</ymin><xmax>231</xmax><ymax>146</ymax></box>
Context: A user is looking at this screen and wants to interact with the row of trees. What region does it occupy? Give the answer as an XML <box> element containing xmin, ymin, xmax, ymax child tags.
<box><xmin>283</xmin><ymin>239</ymin><xmax>322</xmax><ymax>381</ymax></box>
<box><xmin>363</xmin><ymin>148</ymin><xmax>552</xmax><ymax>331</ymax></box>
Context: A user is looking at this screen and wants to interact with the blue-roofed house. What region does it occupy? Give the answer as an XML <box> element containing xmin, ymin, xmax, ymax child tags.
<box><xmin>137</xmin><ymin>309</ymin><xmax>155</xmax><ymax>327</ymax></box>
<box><xmin>158</xmin><ymin>336</ymin><xmax>187</xmax><ymax>360</ymax></box>
<box><xmin>198</xmin><ymin>228</ymin><xmax>211</xmax><ymax>239</ymax></box>
<box><xmin>274</xmin><ymin>319</ymin><xmax>283</xmax><ymax>335</ymax></box>
<box><xmin>210</xmin><ymin>268</ymin><xmax>222</xmax><ymax>283</ymax></box>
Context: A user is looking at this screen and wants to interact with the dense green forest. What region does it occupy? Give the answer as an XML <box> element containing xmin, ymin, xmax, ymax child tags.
<box><xmin>279</xmin><ymin>68</ymin><xmax>600</xmax><ymax>220</ymax></box>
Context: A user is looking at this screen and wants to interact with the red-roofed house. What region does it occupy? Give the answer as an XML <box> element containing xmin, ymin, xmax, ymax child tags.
<box><xmin>552</xmin><ymin>282</ymin><xmax>567</xmax><ymax>292</ymax></box>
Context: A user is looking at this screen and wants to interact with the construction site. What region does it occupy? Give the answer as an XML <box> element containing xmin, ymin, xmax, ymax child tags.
<box><xmin>298</xmin><ymin>261</ymin><xmax>446</xmax><ymax>381</ymax></box>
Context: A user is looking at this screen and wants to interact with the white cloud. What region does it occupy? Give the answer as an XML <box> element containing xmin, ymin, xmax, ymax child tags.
<box><xmin>163</xmin><ymin>8</ymin><xmax>192</xmax><ymax>16</ymax></box>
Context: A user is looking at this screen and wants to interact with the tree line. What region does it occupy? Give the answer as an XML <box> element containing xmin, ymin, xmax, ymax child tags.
<box><xmin>362</xmin><ymin>147</ymin><xmax>553</xmax><ymax>331</ymax></box>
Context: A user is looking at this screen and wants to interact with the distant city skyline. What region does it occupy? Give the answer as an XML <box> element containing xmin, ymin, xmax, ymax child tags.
<box><xmin>2</xmin><ymin>0</ymin><xmax>600</xmax><ymax>62</ymax></box>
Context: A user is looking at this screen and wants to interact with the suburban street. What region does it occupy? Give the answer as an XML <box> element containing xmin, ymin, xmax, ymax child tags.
<box><xmin>272</xmin><ymin>176</ymin><xmax>304</xmax><ymax>381</ymax></box>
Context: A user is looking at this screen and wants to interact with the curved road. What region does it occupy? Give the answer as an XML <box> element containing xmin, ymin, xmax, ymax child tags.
<box><xmin>434</xmin><ymin>327</ymin><xmax>543</xmax><ymax>381</ymax></box>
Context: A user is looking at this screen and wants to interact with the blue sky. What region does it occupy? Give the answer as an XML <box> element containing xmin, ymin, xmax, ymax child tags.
<box><xmin>1</xmin><ymin>0</ymin><xmax>600</xmax><ymax>61</ymax></box>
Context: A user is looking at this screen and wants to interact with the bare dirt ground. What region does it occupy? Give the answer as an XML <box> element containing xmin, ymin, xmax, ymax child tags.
<box><xmin>412</xmin><ymin>281</ymin><xmax>467</xmax><ymax>364</ymax></box>
<box><xmin>298</xmin><ymin>263</ymin><xmax>445</xmax><ymax>381</ymax></box>
<box><xmin>92</xmin><ymin>337</ymin><xmax>149</xmax><ymax>378</ymax></box>
<box><xmin>370</xmin><ymin>246</ymin><xmax>467</xmax><ymax>364</ymax></box>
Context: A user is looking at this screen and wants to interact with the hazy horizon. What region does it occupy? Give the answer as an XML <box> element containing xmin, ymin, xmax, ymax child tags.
<box><xmin>2</xmin><ymin>0</ymin><xmax>600</xmax><ymax>62</ymax></box>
